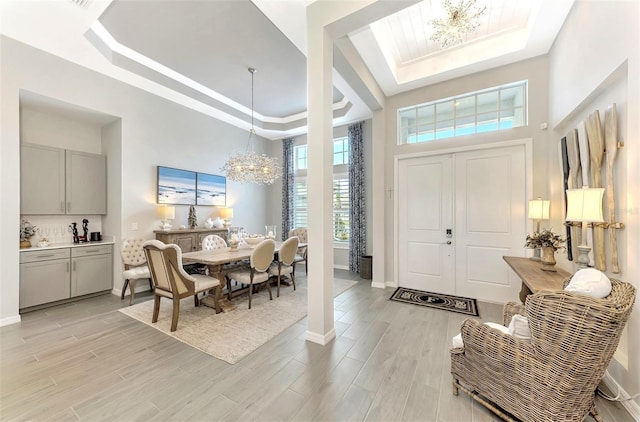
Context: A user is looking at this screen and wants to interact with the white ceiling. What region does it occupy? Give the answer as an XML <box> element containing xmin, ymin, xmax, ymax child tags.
<box><xmin>1</xmin><ymin>0</ymin><xmax>575</xmax><ymax>140</ymax></box>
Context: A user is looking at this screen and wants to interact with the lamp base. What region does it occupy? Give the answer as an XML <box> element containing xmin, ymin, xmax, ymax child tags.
<box><xmin>576</xmin><ymin>244</ymin><xmax>591</xmax><ymax>269</ymax></box>
<box><xmin>529</xmin><ymin>248</ymin><xmax>541</xmax><ymax>261</ymax></box>
<box><xmin>160</xmin><ymin>220</ymin><xmax>172</xmax><ymax>231</ymax></box>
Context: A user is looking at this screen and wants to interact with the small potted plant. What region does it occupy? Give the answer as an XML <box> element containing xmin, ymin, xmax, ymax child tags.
<box><xmin>525</xmin><ymin>228</ymin><xmax>565</xmax><ymax>271</ymax></box>
<box><xmin>20</xmin><ymin>219</ymin><xmax>37</xmax><ymax>249</ymax></box>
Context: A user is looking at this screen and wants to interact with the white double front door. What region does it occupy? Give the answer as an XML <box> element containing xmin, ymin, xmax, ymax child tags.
<box><xmin>397</xmin><ymin>144</ymin><xmax>527</xmax><ymax>303</ymax></box>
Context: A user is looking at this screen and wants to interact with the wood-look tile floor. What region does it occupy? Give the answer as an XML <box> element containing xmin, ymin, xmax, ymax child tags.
<box><xmin>0</xmin><ymin>269</ymin><xmax>634</xmax><ymax>421</ymax></box>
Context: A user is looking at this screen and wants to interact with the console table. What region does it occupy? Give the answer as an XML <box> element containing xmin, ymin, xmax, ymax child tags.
<box><xmin>503</xmin><ymin>256</ymin><xmax>571</xmax><ymax>303</ymax></box>
<box><xmin>154</xmin><ymin>228</ymin><xmax>229</xmax><ymax>252</ymax></box>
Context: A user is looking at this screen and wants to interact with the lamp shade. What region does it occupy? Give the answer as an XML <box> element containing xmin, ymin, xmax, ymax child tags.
<box><xmin>219</xmin><ymin>207</ymin><xmax>234</xmax><ymax>219</ymax></box>
<box><xmin>565</xmin><ymin>188</ymin><xmax>605</xmax><ymax>222</ymax></box>
<box><xmin>157</xmin><ymin>205</ymin><xmax>175</xmax><ymax>220</ymax></box>
<box><xmin>528</xmin><ymin>198</ymin><xmax>550</xmax><ymax>220</ymax></box>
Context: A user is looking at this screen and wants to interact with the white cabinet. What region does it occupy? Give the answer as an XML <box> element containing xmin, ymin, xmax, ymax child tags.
<box><xmin>71</xmin><ymin>245</ymin><xmax>113</xmax><ymax>296</ymax></box>
<box><xmin>21</xmin><ymin>143</ymin><xmax>107</xmax><ymax>215</ymax></box>
<box><xmin>19</xmin><ymin>244</ymin><xmax>113</xmax><ymax>310</ymax></box>
<box><xmin>19</xmin><ymin>249</ymin><xmax>71</xmax><ymax>308</ymax></box>
<box><xmin>20</xmin><ymin>144</ymin><xmax>66</xmax><ymax>214</ymax></box>
<box><xmin>66</xmin><ymin>150</ymin><xmax>107</xmax><ymax>215</ymax></box>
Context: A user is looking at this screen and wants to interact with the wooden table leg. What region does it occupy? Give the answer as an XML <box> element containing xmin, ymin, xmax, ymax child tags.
<box><xmin>519</xmin><ymin>282</ymin><xmax>532</xmax><ymax>304</ymax></box>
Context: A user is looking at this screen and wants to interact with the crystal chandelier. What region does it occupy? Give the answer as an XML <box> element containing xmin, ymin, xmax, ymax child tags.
<box><xmin>221</xmin><ymin>67</ymin><xmax>282</xmax><ymax>185</ymax></box>
<box><xmin>430</xmin><ymin>0</ymin><xmax>486</xmax><ymax>49</ymax></box>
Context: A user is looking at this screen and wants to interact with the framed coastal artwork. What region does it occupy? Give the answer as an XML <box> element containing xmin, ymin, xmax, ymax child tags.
<box><xmin>196</xmin><ymin>172</ymin><xmax>226</xmax><ymax>206</ymax></box>
<box><xmin>157</xmin><ymin>166</ymin><xmax>196</xmax><ymax>205</ymax></box>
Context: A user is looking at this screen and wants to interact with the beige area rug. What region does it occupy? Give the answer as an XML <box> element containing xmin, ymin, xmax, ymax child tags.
<box><xmin>118</xmin><ymin>278</ymin><xmax>357</xmax><ymax>364</ymax></box>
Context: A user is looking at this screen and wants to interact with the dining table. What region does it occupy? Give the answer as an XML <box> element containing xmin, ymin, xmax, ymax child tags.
<box><xmin>182</xmin><ymin>241</ymin><xmax>306</xmax><ymax>305</ymax></box>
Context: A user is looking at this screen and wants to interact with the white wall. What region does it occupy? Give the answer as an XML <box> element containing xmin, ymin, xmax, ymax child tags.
<box><xmin>547</xmin><ymin>0</ymin><xmax>639</xmax><ymax>410</ymax></box>
<box><xmin>0</xmin><ymin>36</ymin><xmax>275</xmax><ymax>322</ymax></box>
<box><xmin>384</xmin><ymin>56</ymin><xmax>550</xmax><ymax>284</ymax></box>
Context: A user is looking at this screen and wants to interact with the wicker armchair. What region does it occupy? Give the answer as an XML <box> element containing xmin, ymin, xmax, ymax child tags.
<box><xmin>451</xmin><ymin>278</ymin><xmax>636</xmax><ymax>422</ymax></box>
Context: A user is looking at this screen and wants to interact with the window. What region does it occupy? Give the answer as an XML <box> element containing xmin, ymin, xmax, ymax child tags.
<box><xmin>293</xmin><ymin>138</ymin><xmax>350</xmax><ymax>243</ymax></box>
<box><xmin>294</xmin><ymin>145</ymin><xmax>307</xmax><ymax>170</ymax></box>
<box><xmin>398</xmin><ymin>81</ymin><xmax>527</xmax><ymax>145</ymax></box>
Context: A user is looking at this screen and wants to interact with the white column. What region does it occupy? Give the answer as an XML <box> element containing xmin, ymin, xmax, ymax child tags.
<box><xmin>305</xmin><ymin>10</ymin><xmax>335</xmax><ymax>345</ymax></box>
<box><xmin>371</xmin><ymin>109</ymin><xmax>386</xmax><ymax>288</ymax></box>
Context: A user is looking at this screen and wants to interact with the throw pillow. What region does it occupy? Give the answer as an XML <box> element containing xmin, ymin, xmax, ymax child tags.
<box><xmin>452</xmin><ymin>322</ymin><xmax>509</xmax><ymax>349</ymax></box>
<box><xmin>508</xmin><ymin>314</ymin><xmax>532</xmax><ymax>341</ymax></box>
<box><xmin>565</xmin><ymin>268</ymin><xmax>612</xmax><ymax>298</ymax></box>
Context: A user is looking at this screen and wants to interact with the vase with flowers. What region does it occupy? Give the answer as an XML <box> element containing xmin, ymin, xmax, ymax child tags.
<box><xmin>20</xmin><ymin>219</ymin><xmax>37</xmax><ymax>249</ymax></box>
<box><xmin>525</xmin><ymin>228</ymin><xmax>565</xmax><ymax>271</ymax></box>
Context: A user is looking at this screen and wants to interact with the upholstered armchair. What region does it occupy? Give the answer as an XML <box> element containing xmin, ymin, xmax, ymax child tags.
<box><xmin>120</xmin><ymin>238</ymin><xmax>153</xmax><ymax>305</ymax></box>
<box><xmin>268</xmin><ymin>235</ymin><xmax>298</xmax><ymax>297</ymax></box>
<box><xmin>226</xmin><ymin>239</ymin><xmax>275</xmax><ymax>309</ymax></box>
<box><xmin>451</xmin><ymin>278</ymin><xmax>636</xmax><ymax>422</ymax></box>
<box><xmin>143</xmin><ymin>240</ymin><xmax>221</xmax><ymax>332</ymax></box>
<box><xmin>288</xmin><ymin>227</ymin><xmax>308</xmax><ymax>274</ymax></box>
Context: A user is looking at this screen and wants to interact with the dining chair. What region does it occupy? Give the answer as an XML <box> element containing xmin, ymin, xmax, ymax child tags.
<box><xmin>201</xmin><ymin>234</ymin><xmax>228</xmax><ymax>251</ymax></box>
<box><xmin>143</xmin><ymin>240</ymin><xmax>221</xmax><ymax>332</ymax></box>
<box><xmin>288</xmin><ymin>227</ymin><xmax>308</xmax><ymax>274</ymax></box>
<box><xmin>120</xmin><ymin>238</ymin><xmax>153</xmax><ymax>305</ymax></box>
<box><xmin>226</xmin><ymin>239</ymin><xmax>275</xmax><ymax>309</ymax></box>
<box><xmin>268</xmin><ymin>236</ymin><xmax>299</xmax><ymax>297</ymax></box>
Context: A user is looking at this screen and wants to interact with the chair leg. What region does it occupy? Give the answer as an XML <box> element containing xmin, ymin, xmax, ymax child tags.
<box><xmin>129</xmin><ymin>279</ymin><xmax>136</xmax><ymax>306</ymax></box>
<box><xmin>170</xmin><ymin>297</ymin><xmax>180</xmax><ymax>332</ymax></box>
<box><xmin>121</xmin><ymin>279</ymin><xmax>130</xmax><ymax>300</ymax></box>
<box><xmin>277</xmin><ymin>272</ymin><xmax>281</xmax><ymax>297</ymax></box>
<box><xmin>265</xmin><ymin>278</ymin><xmax>273</xmax><ymax>301</ymax></box>
<box><xmin>152</xmin><ymin>295</ymin><xmax>161</xmax><ymax>323</ymax></box>
<box><xmin>248</xmin><ymin>280</ymin><xmax>253</xmax><ymax>309</ymax></box>
<box><xmin>590</xmin><ymin>404</ymin><xmax>603</xmax><ymax>422</ymax></box>
<box><xmin>194</xmin><ymin>293</ymin><xmax>199</xmax><ymax>307</ymax></box>
<box><xmin>291</xmin><ymin>272</ymin><xmax>296</xmax><ymax>291</ymax></box>
<box><xmin>452</xmin><ymin>379</ymin><xmax>459</xmax><ymax>396</ymax></box>
<box><xmin>148</xmin><ymin>278</ymin><xmax>153</xmax><ymax>290</ymax></box>
<box><xmin>305</xmin><ymin>257</ymin><xmax>308</xmax><ymax>274</ymax></box>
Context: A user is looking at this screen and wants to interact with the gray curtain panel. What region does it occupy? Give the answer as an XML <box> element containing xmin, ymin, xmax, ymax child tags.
<box><xmin>281</xmin><ymin>138</ymin><xmax>295</xmax><ymax>240</ymax></box>
<box><xmin>348</xmin><ymin>121</ymin><xmax>366</xmax><ymax>272</ymax></box>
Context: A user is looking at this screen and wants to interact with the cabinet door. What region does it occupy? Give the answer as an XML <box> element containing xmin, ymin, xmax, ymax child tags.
<box><xmin>20</xmin><ymin>259</ymin><xmax>70</xmax><ymax>308</ymax></box>
<box><xmin>21</xmin><ymin>144</ymin><xmax>66</xmax><ymax>214</ymax></box>
<box><xmin>173</xmin><ymin>235</ymin><xmax>196</xmax><ymax>252</ymax></box>
<box><xmin>71</xmin><ymin>254</ymin><xmax>113</xmax><ymax>296</ymax></box>
<box><xmin>66</xmin><ymin>150</ymin><xmax>106</xmax><ymax>215</ymax></box>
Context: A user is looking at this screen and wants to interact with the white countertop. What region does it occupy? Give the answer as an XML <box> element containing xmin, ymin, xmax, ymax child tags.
<box><xmin>19</xmin><ymin>236</ymin><xmax>115</xmax><ymax>252</ymax></box>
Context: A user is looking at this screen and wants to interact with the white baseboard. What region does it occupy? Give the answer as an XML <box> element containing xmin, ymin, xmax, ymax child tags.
<box><xmin>371</xmin><ymin>281</ymin><xmax>385</xmax><ymax>289</ymax></box>
<box><xmin>333</xmin><ymin>265</ymin><xmax>349</xmax><ymax>271</ymax></box>
<box><xmin>601</xmin><ymin>371</ymin><xmax>640</xmax><ymax>420</ymax></box>
<box><xmin>0</xmin><ymin>315</ymin><xmax>21</xmax><ymax>327</ymax></box>
<box><xmin>305</xmin><ymin>328</ymin><xmax>336</xmax><ymax>345</ymax></box>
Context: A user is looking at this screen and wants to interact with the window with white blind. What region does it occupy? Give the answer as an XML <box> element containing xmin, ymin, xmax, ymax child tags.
<box><xmin>293</xmin><ymin>138</ymin><xmax>350</xmax><ymax>243</ymax></box>
<box><xmin>398</xmin><ymin>81</ymin><xmax>528</xmax><ymax>144</ymax></box>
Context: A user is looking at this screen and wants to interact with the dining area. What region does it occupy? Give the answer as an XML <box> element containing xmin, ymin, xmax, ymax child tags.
<box><xmin>138</xmin><ymin>227</ymin><xmax>309</xmax><ymax>332</ymax></box>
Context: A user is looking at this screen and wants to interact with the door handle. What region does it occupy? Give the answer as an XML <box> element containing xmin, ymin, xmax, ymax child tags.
<box><xmin>444</xmin><ymin>241</ymin><xmax>452</xmax><ymax>245</ymax></box>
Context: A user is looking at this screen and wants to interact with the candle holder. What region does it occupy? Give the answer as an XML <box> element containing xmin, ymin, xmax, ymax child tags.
<box><xmin>265</xmin><ymin>225</ymin><xmax>276</xmax><ymax>240</ymax></box>
<box><xmin>228</xmin><ymin>227</ymin><xmax>240</xmax><ymax>250</ymax></box>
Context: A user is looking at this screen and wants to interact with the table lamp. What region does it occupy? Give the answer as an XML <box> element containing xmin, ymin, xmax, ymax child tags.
<box><xmin>565</xmin><ymin>187</ymin><xmax>604</xmax><ymax>269</ymax></box>
<box><xmin>528</xmin><ymin>197</ymin><xmax>550</xmax><ymax>261</ymax></box>
<box><xmin>157</xmin><ymin>205</ymin><xmax>175</xmax><ymax>231</ymax></box>
<box><xmin>219</xmin><ymin>207</ymin><xmax>234</xmax><ymax>227</ymax></box>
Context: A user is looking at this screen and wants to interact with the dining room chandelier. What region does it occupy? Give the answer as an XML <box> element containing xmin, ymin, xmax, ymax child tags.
<box><xmin>221</xmin><ymin>67</ymin><xmax>282</xmax><ymax>185</ymax></box>
<box><xmin>430</xmin><ymin>0</ymin><xmax>486</xmax><ymax>49</ymax></box>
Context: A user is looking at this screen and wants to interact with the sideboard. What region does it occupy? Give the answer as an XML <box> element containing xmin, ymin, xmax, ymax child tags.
<box><xmin>154</xmin><ymin>228</ymin><xmax>229</xmax><ymax>252</ymax></box>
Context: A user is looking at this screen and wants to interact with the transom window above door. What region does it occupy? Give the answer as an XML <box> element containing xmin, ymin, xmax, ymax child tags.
<box><xmin>398</xmin><ymin>81</ymin><xmax>528</xmax><ymax>145</ymax></box>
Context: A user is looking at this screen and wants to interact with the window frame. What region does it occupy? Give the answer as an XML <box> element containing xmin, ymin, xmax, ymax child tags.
<box><xmin>398</xmin><ymin>80</ymin><xmax>528</xmax><ymax>145</ymax></box>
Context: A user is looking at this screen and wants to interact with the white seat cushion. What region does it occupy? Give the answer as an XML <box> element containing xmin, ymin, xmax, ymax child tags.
<box><xmin>565</xmin><ymin>268</ymin><xmax>612</xmax><ymax>298</ymax></box>
<box><xmin>508</xmin><ymin>314</ymin><xmax>532</xmax><ymax>341</ymax></box>
<box><xmin>452</xmin><ymin>322</ymin><xmax>510</xmax><ymax>349</ymax></box>
<box><xmin>123</xmin><ymin>266</ymin><xmax>150</xmax><ymax>280</ymax></box>
<box><xmin>268</xmin><ymin>263</ymin><xmax>293</xmax><ymax>276</ymax></box>
<box><xmin>191</xmin><ymin>274</ymin><xmax>220</xmax><ymax>293</ymax></box>
<box><xmin>227</xmin><ymin>268</ymin><xmax>269</xmax><ymax>284</ymax></box>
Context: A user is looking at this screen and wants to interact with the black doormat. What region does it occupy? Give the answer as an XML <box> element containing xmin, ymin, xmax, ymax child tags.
<box><xmin>390</xmin><ymin>287</ymin><xmax>479</xmax><ymax>316</ymax></box>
